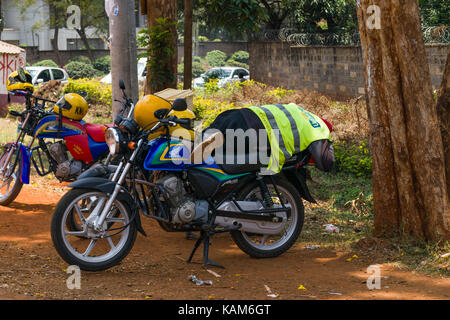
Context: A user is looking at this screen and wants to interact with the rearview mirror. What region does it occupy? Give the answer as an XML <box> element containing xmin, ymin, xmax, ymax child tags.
<box><xmin>119</xmin><ymin>78</ymin><xmax>126</xmax><ymax>90</ymax></box>
<box><xmin>18</xmin><ymin>67</ymin><xmax>27</xmax><ymax>82</ymax></box>
<box><xmin>172</xmin><ymin>98</ymin><xmax>187</xmax><ymax>112</ymax></box>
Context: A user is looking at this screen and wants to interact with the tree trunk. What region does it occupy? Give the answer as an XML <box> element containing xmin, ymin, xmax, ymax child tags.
<box><xmin>436</xmin><ymin>47</ymin><xmax>450</xmax><ymax>198</ymax></box>
<box><xmin>144</xmin><ymin>0</ymin><xmax>178</xmax><ymax>94</ymax></box>
<box><xmin>52</xmin><ymin>26</ymin><xmax>62</xmax><ymax>67</ymax></box>
<box><xmin>76</xmin><ymin>27</ymin><xmax>95</xmax><ymax>62</ymax></box>
<box><xmin>183</xmin><ymin>0</ymin><xmax>192</xmax><ymax>90</ymax></box>
<box><xmin>357</xmin><ymin>0</ymin><xmax>449</xmax><ymax>241</ymax></box>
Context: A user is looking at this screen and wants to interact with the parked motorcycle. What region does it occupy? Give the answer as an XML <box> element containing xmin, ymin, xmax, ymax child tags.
<box><xmin>50</xmin><ymin>94</ymin><xmax>319</xmax><ymax>271</ymax></box>
<box><xmin>0</xmin><ymin>68</ymin><xmax>124</xmax><ymax>206</ymax></box>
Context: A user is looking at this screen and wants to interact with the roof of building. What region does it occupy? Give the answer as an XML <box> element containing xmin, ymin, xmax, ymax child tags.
<box><xmin>0</xmin><ymin>41</ymin><xmax>25</xmax><ymax>55</ymax></box>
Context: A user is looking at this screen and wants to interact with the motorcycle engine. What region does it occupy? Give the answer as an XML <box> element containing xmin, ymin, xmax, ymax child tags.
<box><xmin>157</xmin><ymin>174</ymin><xmax>208</xmax><ymax>225</ymax></box>
<box><xmin>49</xmin><ymin>142</ymin><xmax>83</xmax><ymax>180</ymax></box>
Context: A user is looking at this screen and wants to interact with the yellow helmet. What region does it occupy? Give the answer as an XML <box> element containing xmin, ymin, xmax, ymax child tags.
<box><xmin>6</xmin><ymin>70</ymin><xmax>35</xmax><ymax>93</ymax></box>
<box><xmin>54</xmin><ymin>93</ymin><xmax>89</xmax><ymax>121</ymax></box>
<box><xmin>134</xmin><ymin>94</ymin><xmax>172</xmax><ymax>130</ymax></box>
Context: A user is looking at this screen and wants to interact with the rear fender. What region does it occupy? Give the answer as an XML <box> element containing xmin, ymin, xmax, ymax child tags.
<box><xmin>69</xmin><ymin>177</ymin><xmax>146</xmax><ymax>236</ymax></box>
<box><xmin>282</xmin><ymin>166</ymin><xmax>316</xmax><ymax>203</ymax></box>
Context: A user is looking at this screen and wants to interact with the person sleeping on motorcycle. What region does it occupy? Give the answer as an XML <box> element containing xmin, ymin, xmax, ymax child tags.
<box><xmin>200</xmin><ymin>103</ymin><xmax>335</xmax><ymax>174</ymax></box>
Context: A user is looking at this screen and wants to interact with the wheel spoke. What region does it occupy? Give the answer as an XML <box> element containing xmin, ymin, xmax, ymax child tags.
<box><xmin>73</xmin><ymin>204</ymin><xmax>86</xmax><ymax>223</ymax></box>
<box><xmin>83</xmin><ymin>239</ymin><xmax>97</xmax><ymax>257</ymax></box>
<box><xmin>105</xmin><ymin>233</ymin><xmax>116</xmax><ymax>249</ymax></box>
<box><xmin>260</xmin><ymin>234</ymin><xmax>269</xmax><ymax>246</ymax></box>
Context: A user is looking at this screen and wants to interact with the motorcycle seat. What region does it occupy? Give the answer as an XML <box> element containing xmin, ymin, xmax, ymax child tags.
<box><xmin>84</xmin><ymin>123</ymin><xmax>107</xmax><ymax>143</ymax></box>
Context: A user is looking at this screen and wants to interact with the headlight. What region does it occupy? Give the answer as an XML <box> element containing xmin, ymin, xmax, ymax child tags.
<box><xmin>105</xmin><ymin>127</ymin><xmax>125</xmax><ymax>155</ymax></box>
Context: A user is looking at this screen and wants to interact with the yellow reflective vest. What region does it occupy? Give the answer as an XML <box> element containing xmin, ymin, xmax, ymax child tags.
<box><xmin>248</xmin><ymin>103</ymin><xmax>331</xmax><ymax>174</ymax></box>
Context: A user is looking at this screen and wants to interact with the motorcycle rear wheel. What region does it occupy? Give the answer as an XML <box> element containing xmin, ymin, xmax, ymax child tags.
<box><xmin>0</xmin><ymin>145</ymin><xmax>23</xmax><ymax>206</ymax></box>
<box><xmin>51</xmin><ymin>188</ymin><xmax>137</xmax><ymax>271</ymax></box>
<box><xmin>230</xmin><ymin>177</ymin><xmax>304</xmax><ymax>258</ymax></box>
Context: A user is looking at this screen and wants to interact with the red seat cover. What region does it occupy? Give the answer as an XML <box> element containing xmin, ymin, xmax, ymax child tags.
<box><xmin>84</xmin><ymin>123</ymin><xmax>107</xmax><ymax>143</ymax></box>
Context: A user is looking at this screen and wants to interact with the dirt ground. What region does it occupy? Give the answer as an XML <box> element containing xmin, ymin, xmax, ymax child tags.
<box><xmin>0</xmin><ymin>181</ymin><xmax>449</xmax><ymax>300</ymax></box>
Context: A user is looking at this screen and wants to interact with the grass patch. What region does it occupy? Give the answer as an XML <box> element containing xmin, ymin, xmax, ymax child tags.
<box><xmin>300</xmin><ymin>168</ymin><xmax>374</xmax><ymax>250</ymax></box>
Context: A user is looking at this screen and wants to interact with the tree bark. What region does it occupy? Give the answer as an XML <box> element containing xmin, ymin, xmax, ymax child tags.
<box><xmin>436</xmin><ymin>47</ymin><xmax>450</xmax><ymax>198</ymax></box>
<box><xmin>144</xmin><ymin>0</ymin><xmax>178</xmax><ymax>94</ymax></box>
<box><xmin>357</xmin><ymin>0</ymin><xmax>449</xmax><ymax>241</ymax></box>
<box><xmin>183</xmin><ymin>0</ymin><xmax>192</xmax><ymax>89</ymax></box>
<box><xmin>76</xmin><ymin>27</ymin><xmax>95</xmax><ymax>62</ymax></box>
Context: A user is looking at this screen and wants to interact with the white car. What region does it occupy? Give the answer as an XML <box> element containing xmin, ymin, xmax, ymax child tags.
<box><xmin>101</xmin><ymin>58</ymin><xmax>147</xmax><ymax>84</ymax></box>
<box><xmin>193</xmin><ymin>67</ymin><xmax>250</xmax><ymax>88</ymax></box>
<box><xmin>25</xmin><ymin>66</ymin><xmax>69</xmax><ymax>86</ymax></box>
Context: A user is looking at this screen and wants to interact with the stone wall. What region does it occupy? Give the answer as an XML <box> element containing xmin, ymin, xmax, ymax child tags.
<box><xmin>25</xmin><ymin>41</ymin><xmax>249</xmax><ymax>66</ymax></box>
<box><xmin>249</xmin><ymin>41</ymin><xmax>448</xmax><ymax>98</ymax></box>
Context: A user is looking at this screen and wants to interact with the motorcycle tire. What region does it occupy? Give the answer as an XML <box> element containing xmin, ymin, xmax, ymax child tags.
<box><xmin>51</xmin><ymin>188</ymin><xmax>137</xmax><ymax>271</ymax></box>
<box><xmin>0</xmin><ymin>146</ymin><xmax>23</xmax><ymax>206</ymax></box>
<box><xmin>230</xmin><ymin>177</ymin><xmax>304</xmax><ymax>259</ymax></box>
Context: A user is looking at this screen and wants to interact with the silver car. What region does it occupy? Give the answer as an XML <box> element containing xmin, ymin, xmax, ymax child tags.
<box><xmin>193</xmin><ymin>67</ymin><xmax>250</xmax><ymax>88</ymax></box>
<box><xmin>25</xmin><ymin>66</ymin><xmax>69</xmax><ymax>87</ymax></box>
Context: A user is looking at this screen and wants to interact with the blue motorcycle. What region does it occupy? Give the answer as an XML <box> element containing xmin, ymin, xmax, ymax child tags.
<box><xmin>50</xmin><ymin>98</ymin><xmax>316</xmax><ymax>271</ymax></box>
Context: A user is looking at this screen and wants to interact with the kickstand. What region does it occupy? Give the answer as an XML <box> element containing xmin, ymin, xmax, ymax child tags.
<box><xmin>187</xmin><ymin>230</ymin><xmax>224</xmax><ymax>269</ymax></box>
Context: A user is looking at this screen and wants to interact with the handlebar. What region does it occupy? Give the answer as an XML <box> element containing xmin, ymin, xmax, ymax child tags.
<box><xmin>9</xmin><ymin>90</ymin><xmax>57</xmax><ymax>104</ymax></box>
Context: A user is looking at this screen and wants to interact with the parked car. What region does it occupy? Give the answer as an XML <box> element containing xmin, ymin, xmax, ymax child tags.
<box><xmin>101</xmin><ymin>58</ymin><xmax>147</xmax><ymax>84</ymax></box>
<box><xmin>193</xmin><ymin>67</ymin><xmax>250</xmax><ymax>88</ymax></box>
<box><xmin>25</xmin><ymin>66</ymin><xmax>69</xmax><ymax>87</ymax></box>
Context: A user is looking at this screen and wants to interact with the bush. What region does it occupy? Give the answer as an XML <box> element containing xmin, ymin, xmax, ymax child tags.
<box><xmin>225</xmin><ymin>59</ymin><xmax>249</xmax><ymax>69</ymax></box>
<box><xmin>198</xmin><ymin>35</ymin><xmax>209</xmax><ymax>42</ymax></box>
<box><xmin>63</xmin><ymin>78</ymin><xmax>112</xmax><ymax>108</ymax></box>
<box><xmin>71</xmin><ymin>55</ymin><xmax>92</xmax><ymax>64</ymax></box>
<box><xmin>206</xmin><ymin>50</ymin><xmax>227</xmax><ymax>67</ymax></box>
<box><xmin>333</xmin><ymin>139</ymin><xmax>372</xmax><ymax>177</ymax></box>
<box><xmin>64</xmin><ymin>61</ymin><xmax>97</xmax><ymax>79</ymax></box>
<box><xmin>193</xmin><ymin>96</ymin><xmax>235</xmax><ymax>126</ymax></box>
<box><xmin>177</xmin><ymin>61</ymin><xmax>206</xmax><ymax>78</ymax></box>
<box><xmin>32</xmin><ymin>59</ymin><xmax>58</xmax><ymax>68</ymax></box>
<box><xmin>229</xmin><ymin>50</ymin><xmax>249</xmax><ymax>64</ymax></box>
<box><xmin>192</xmin><ymin>62</ymin><xmax>205</xmax><ymax>78</ymax></box>
<box><xmin>93</xmin><ymin>55</ymin><xmax>111</xmax><ymax>75</ymax></box>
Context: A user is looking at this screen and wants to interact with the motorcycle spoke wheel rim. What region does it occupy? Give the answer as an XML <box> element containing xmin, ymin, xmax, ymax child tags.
<box><xmin>241</xmin><ymin>185</ymin><xmax>297</xmax><ymax>250</ymax></box>
<box><xmin>61</xmin><ymin>192</ymin><xmax>130</xmax><ymax>263</ymax></box>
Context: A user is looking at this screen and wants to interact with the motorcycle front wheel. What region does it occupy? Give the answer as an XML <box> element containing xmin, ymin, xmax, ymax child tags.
<box><xmin>0</xmin><ymin>145</ymin><xmax>23</xmax><ymax>206</ymax></box>
<box><xmin>51</xmin><ymin>188</ymin><xmax>137</xmax><ymax>271</ymax></box>
<box><xmin>230</xmin><ymin>177</ymin><xmax>304</xmax><ymax>258</ymax></box>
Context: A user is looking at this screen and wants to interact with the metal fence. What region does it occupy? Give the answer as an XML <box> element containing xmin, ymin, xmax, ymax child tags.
<box><xmin>255</xmin><ymin>26</ymin><xmax>449</xmax><ymax>46</ymax></box>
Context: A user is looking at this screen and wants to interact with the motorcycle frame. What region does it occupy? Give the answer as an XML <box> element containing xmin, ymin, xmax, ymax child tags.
<box><xmin>89</xmin><ymin>139</ymin><xmax>312</xmax><ymax>235</ymax></box>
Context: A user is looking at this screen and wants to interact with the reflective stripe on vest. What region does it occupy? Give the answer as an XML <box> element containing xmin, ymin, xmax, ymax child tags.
<box><xmin>248</xmin><ymin>103</ymin><xmax>331</xmax><ymax>173</ymax></box>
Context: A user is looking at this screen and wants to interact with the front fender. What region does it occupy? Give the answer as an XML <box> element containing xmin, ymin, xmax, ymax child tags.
<box><xmin>69</xmin><ymin>177</ymin><xmax>146</xmax><ymax>236</ymax></box>
<box><xmin>76</xmin><ymin>164</ymin><xmax>118</xmax><ymax>180</ymax></box>
<box><xmin>19</xmin><ymin>143</ymin><xmax>30</xmax><ymax>184</ymax></box>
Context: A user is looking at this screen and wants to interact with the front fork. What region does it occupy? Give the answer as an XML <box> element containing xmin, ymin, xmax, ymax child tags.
<box><xmin>0</xmin><ymin>113</ymin><xmax>31</xmax><ymax>174</ymax></box>
<box><xmin>0</xmin><ymin>113</ymin><xmax>34</xmax><ymax>184</ymax></box>
<box><xmin>89</xmin><ymin>139</ymin><xmax>142</xmax><ymax>232</ymax></box>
